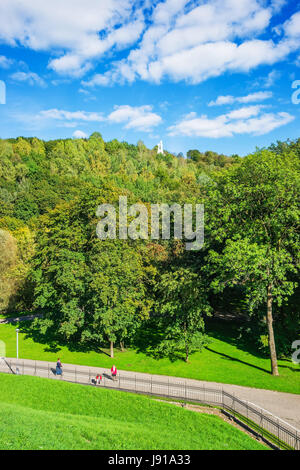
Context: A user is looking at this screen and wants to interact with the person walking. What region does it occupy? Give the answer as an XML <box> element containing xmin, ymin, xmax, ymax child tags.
<box><xmin>56</xmin><ymin>358</ymin><xmax>62</xmax><ymax>376</ymax></box>
<box><xmin>111</xmin><ymin>365</ymin><xmax>117</xmax><ymax>381</ymax></box>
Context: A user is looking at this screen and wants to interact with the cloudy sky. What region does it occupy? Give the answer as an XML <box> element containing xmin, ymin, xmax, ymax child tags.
<box><xmin>0</xmin><ymin>0</ymin><xmax>299</xmax><ymax>156</ymax></box>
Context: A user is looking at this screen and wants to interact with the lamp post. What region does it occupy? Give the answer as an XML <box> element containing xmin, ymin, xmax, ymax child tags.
<box><xmin>16</xmin><ymin>328</ymin><xmax>20</xmax><ymax>375</ymax></box>
<box><xmin>16</xmin><ymin>328</ymin><xmax>19</xmax><ymax>360</ymax></box>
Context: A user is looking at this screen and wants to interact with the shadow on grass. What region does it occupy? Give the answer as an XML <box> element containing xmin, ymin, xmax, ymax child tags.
<box><xmin>276</xmin><ymin>364</ymin><xmax>300</xmax><ymax>373</ymax></box>
<box><xmin>205</xmin><ymin>317</ymin><xmax>269</xmax><ymax>360</ymax></box>
<box><xmin>18</xmin><ymin>320</ymin><xmax>111</xmax><ymax>358</ymax></box>
<box><xmin>133</xmin><ymin>322</ymin><xmax>201</xmax><ymax>363</ymax></box>
<box><xmin>133</xmin><ymin>317</ymin><xmax>270</xmax><ymax>365</ymax></box>
<box><xmin>15</xmin><ymin>317</ymin><xmax>197</xmax><ymax>363</ymax></box>
<box><xmin>204</xmin><ymin>347</ymin><xmax>271</xmax><ymax>374</ymax></box>
<box><xmin>16</xmin><ymin>314</ymin><xmax>298</xmax><ymax>374</ymax></box>
<box><xmin>206</xmin><ymin>317</ymin><xmax>299</xmax><ymax>372</ymax></box>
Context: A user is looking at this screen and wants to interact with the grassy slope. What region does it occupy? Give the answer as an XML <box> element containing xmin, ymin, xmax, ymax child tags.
<box><xmin>0</xmin><ymin>319</ymin><xmax>299</xmax><ymax>394</ymax></box>
<box><xmin>0</xmin><ymin>374</ymin><xmax>266</xmax><ymax>450</ymax></box>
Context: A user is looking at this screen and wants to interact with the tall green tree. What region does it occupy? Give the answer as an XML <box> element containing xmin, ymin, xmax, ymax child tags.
<box><xmin>86</xmin><ymin>239</ymin><xmax>149</xmax><ymax>357</ymax></box>
<box><xmin>31</xmin><ymin>202</ymin><xmax>88</xmax><ymax>339</ymax></box>
<box><xmin>155</xmin><ymin>267</ymin><xmax>211</xmax><ymax>362</ymax></box>
<box><xmin>207</xmin><ymin>149</ymin><xmax>300</xmax><ymax>375</ymax></box>
<box><xmin>31</xmin><ymin>188</ymin><xmax>149</xmax><ymax>357</ymax></box>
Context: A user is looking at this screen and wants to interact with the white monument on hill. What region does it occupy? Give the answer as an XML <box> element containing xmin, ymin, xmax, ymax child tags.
<box><xmin>157</xmin><ymin>140</ymin><xmax>164</xmax><ymax>154</ymax></box>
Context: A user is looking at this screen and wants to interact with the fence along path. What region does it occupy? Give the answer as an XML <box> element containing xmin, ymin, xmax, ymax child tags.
<box><xmin>0</xmin><ymin>357</ymin><xmax>299</xmax><ymax>450</ymax></box>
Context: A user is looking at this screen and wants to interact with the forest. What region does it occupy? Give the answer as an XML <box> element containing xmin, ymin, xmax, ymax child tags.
<box><xmin>0</xmin><ymin>133</ymin><xmax>299</xmax><ymax>376</ymax></box>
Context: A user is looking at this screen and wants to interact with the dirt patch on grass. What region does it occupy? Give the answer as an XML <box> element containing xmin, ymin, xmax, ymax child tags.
<box><xmin>155</xmin><ymin>399</ymin><xmax>269</xmax><ymax>448</ymax></box>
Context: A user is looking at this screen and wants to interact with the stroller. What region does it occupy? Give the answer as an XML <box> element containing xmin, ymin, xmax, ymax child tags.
<box><xmin>91</xmin><ymin>374</ymin><xmax>102</xmax><ymax>385</ymax></box>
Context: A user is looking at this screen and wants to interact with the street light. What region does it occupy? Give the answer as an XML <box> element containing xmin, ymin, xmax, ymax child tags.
<box><xmin>16</xmin><ymin>328</ymin><xmax>19</xmax><ymax>360</ymax></box>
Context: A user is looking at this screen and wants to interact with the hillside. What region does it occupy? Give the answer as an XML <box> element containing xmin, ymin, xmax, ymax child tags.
<box><xmin>0</xmin><ymin>373</ymin><xmax>266</xmax><ymax>450</ymax></box>
<box><xmin>0</xmin><ymin>135</ymin><xmax>299</xmax><ymax>379</ymax></box>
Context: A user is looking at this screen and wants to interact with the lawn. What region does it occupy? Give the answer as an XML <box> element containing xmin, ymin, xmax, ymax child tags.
<box><xmin>0</xmin><ymin>318</ymin><xmax>299</xmax><ymax>394</ymax></box>
<box><xmin>0</xmin><ymin>374</ymin><xmax>266</xmax><ymax>450</ymax></box>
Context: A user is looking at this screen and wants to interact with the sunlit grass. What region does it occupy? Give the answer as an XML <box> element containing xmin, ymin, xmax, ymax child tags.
<box><xmin>0</xmin><ymin>318</ymin><xmax>299</xmax><ymax>394</ymax></box>
<box><xmin>0</xmin><ymin>374</ymin><xmax>267</xmax><ymax>450</ymax></box>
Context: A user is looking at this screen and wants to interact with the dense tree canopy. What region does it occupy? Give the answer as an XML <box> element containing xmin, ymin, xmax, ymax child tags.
<box><xmin>0</xmin><ymin>134</ymin><xmax>299</xmax><ymax>369</ymax></box>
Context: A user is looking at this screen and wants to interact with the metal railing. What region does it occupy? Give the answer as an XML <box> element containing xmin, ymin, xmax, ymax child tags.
<box><xmin>0</xmin><ymin>358</ymin><xmax>299</xmax><ymax>450</ymax></box>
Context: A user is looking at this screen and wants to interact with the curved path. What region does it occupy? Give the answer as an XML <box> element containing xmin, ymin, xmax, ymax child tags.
<box><xmin>0</xmin><ymin>314</ymin><xmax>42</xmax><ymax>324</ymax></box>
<box><xmin>1</xmin><ymin>357</ymin><xmax>300</xmax><ymax>431</ymax></box>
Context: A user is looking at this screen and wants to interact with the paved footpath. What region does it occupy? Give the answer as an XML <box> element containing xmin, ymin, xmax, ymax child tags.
<box><xmin>1</xmin><ymin>357</ymin><xmax>300</xmax><ymax>431</ymax></box>
<box><xmin>0</xmin><ymin>314</ymin><xmax>42</xmax><ymax>324</ymax></box>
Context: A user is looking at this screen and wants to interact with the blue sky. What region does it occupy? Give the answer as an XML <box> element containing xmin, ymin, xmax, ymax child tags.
<box><xmin>0</xmin><ymin>0</ymin><xmax>299</xmax><ymax>156</ymax></box>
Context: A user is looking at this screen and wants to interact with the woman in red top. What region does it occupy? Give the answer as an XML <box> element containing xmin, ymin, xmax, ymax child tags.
<box><xmin>111</xmin><ymin>365</ymin><xmax>117</xmax><ymax>380</ymax></box>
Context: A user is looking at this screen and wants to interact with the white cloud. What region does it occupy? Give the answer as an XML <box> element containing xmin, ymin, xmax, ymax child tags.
<box><xmin>108</xmin><ymin>105</ymin><xmax>162</xmax><ymax>131</ymax></box>
<box><xmin>168</xmin><ymin>106</ymin><xmax>294</xmax><ymax>138</ymax></box>
<box><xmin>264</xmin><ymin>70</ymin><xmax>281</xmax><ymax>87</ymax></box>
<box><xmin>38</xmin><ymin>109</ymin><xmax>105</xmax><ymax>122</ymax></box>
<box><xmin>49</xmin><ymin>58</ymin><xmax>93</xmax><ymax>78</ymax></box>
<box><xmin>284</xmin><ymin>11</ymin><xmax>300</xmax><ymax>38</ymax></box>
<box><xmin>140</xmin><ymin>39</ymin><xmax>291</xmax><ymax>84</ymax></box>
<box><xmin>82</xmin><ymin>74</ymin><xmax>112</xmax><ymax>88</ymax></box>
<box><xmin>84</xmin><ymin>0</ymin><xmax>299</xmax><ymax>86</ymax></box>
<box><xmin>208</xmin><ymin>96</ymin><xmax>235</xmax><ymax>106</ymax></box>
<box><xmin>78</xmin><ymin>88</ymin><xmax>90</xmax><ymax>95</ymax></box>
<box><xmin>0</xmin><ymin>0</ymin><xmax>299</xmax><ymax>84</ymax></box>
<box><xmin>10</xmin><ymin>71</ymin><xmax>46</xmax><ymax>87</ymax></box>
<box><xmin>270</xmin><ymin>0</ymin><xmax>287</xmax><ymax>14</ymax></box>
<box><xmin>73</xmin><ymin>130</ymin><xmax>88</xmax><ymax>139</ymax></box>
<box><xmin>51</xmin><ymin>78</ymin><xmax>72</xmax><ymax>86</ymax></box>
<box><xmin>0</xmin><ymin>0</ymin><xmax>144</xmax><ymax>76</ymax></box>
<box><xmin>21</xmin><ymin>105</ymin><xmax>161</xmax><ymax>132</ymax></box>
<box><xmin>0</xmin><ymin>55</ymin><xmax>13</xmax><ymax>69</ymax></box>
<box><xmin>226</xmin><ymin>105</ymin><xmax>263</xmax><ymax>119</ymax></box>
<box><xmin>209</xmin><ymin>91</ymin><xmax>273</xmax><ymax>106</ymax></box>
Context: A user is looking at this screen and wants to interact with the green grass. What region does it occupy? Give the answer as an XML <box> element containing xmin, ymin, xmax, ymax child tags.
<box><xmin>0</xmin><ymin>374</ymin><xmax>266</xmax><ymax>450</ymax></box>
<box><xmin>226</xmin><ymin>409</ymin><xmax>293</xmax><ymax>450</ymax></box>
<box><xmin>0</xmin><ymin>319</ymin><xmax>299</xmax><ymax>394</ymax></box>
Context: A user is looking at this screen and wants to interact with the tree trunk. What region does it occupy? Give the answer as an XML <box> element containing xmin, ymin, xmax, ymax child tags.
<box><xmin>110</xmin><ymin>340</ymin><xmax>114</xmax><ymax>358</ymax></box>
<box><xmin>267</xmin><ymin>284</ymin><xmax>279</xmax><ymax>376</ymax></box>
<box><xmin>120</xmin><ymin>341</ymin><xmax>125</xmax><ymax>352</ymax></box>
<box><xmin>185</xmin><ymin>344</ymin><xmax>189</xmax><ymax>363</ymax></box>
